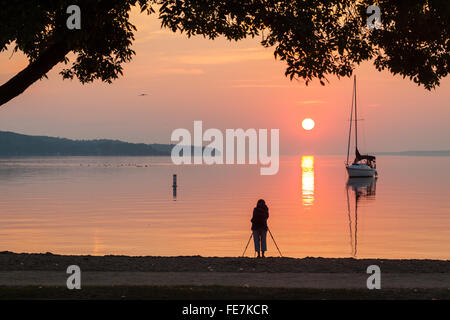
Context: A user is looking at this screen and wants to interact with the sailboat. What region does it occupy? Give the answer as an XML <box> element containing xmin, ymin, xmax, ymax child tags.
<box><xmin>345</xmin><ymin>76</ymin><xmax>378</xmax><ymax>177</ymax></box>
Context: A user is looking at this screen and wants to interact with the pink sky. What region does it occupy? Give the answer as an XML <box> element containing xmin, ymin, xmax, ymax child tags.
<box><xmin>0</xmin><ymin>9</ymin><xmax>449</xmax><ymax>155</ymax></box>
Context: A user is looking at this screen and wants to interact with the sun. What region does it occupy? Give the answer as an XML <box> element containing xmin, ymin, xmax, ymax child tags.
<box><xmin>302</xmin><ymin>118</ymin><xmax>315</xmax><ymax>131</ymax></box>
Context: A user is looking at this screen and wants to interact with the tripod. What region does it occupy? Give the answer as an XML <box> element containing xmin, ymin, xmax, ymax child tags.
<box><xmin>268</xmin><ymin>228</ymin><xmax>283</xmax><ymax>257</ymax></box>
<box><xmin>241</xmin><ymin>233</ymin><xmax>253</xmax><ymax>257</ymax></box>
<box><xmin>241</xmin><ymin>228</ymin><xmax>283</xmax><ymax>257</ymax></box>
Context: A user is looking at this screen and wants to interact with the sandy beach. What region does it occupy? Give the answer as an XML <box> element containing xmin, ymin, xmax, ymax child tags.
<box><xmin>1</xmin><ymin>251</ymin><xmax>449</xmax><ymax>299</ymax></box>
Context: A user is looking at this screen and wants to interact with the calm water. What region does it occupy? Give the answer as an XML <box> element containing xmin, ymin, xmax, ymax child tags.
<box><xmin>0</xmin><ymin>156</ymin><xmax>449</xmax><ymax>259</ymax></box>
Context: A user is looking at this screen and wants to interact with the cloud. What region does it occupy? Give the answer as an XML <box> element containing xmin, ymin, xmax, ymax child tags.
<box><xmin>156</xmin><ymin>68</ymin><xmax>205</xmax><ymax>75</ymax></box>
<box><xmin>228</xmin><ymin>79</ymin><xmax>293</xmax><ymax>88</ymax></box>
<box><xmin>135</xmin><ymin>29</ymin><xmax>176</xmax><ymax>44</ymax></box>
<box><xmin>298</xmin><ymin>100</ymin><xmax>326</xmax><ymax>104</ymax></box>
<box><xmin>163</xmin><ymin>48</ymin><xmax>272</xmax><ymax>65</ymax></box>
<box><xmin>230</xmin><ymin>84</ymin><xmax>291</xmax><ymax>88</ymax></box>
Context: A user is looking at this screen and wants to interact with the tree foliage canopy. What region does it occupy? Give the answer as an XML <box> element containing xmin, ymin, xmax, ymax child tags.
<box><xmin>0</xmin><ymin>0</ymin><xmax>449</xmax><ymax>106</ymax></box>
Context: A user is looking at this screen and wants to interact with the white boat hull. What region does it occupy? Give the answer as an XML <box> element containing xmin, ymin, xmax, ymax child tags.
<box><xmin>346</xmin><ymin>164</ymin><xmax>377</xmax><ymax>177</ymax></box>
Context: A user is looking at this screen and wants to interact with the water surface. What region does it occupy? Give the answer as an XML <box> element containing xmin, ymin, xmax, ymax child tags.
<box><xmin>0</xmin><ymin>156</ymin><xmax>449</xmax><ymax>259</ymax></box>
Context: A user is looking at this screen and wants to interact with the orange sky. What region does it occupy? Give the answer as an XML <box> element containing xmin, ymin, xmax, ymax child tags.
<box><xmin>0</xmin><ymin>8</ymin><xmax>449</xmax><ymax>155</ymax></box>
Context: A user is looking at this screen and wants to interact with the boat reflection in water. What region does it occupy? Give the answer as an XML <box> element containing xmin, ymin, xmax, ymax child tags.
<box><xmin>301</xmin><ymin>156</ymin><xmax>315</xmax><ymax>208</ymax></box>
<box><xmin>346</xmin><ymin>177</ymin><xmax>377</xmax><ymax>256</ymax></box>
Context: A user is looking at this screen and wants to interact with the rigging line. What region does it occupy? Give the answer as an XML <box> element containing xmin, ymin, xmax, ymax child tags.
<box><xmin>362</xmin><ymin>118</ymin><xmax>367</xmax><ymax>154</ymax></box>
<box><xmin>357</xmin><ymin>80</ymin><xmax>368</xmax><ymax>154</ymax></box>
<box><xmin>346</xmin><ymin>77</ymin><xmax>355</xmax><ymax>165</ymax></box>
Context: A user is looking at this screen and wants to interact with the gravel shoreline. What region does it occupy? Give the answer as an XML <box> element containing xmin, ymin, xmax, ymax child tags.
<box><xmin>1</xmin><ymin>251</ymin><xmax>449</xmax><ymax>273</ymax></box>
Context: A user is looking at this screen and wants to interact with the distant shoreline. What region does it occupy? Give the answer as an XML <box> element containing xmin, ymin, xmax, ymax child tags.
<box><xmin>0</xmin><ymin>131</ymin><xmax>174</xmax><ymax>156</ymax></box>
<box><xmin>376</xmin><ymin>151</ymin><xmax>450</xmax><ymax>156</ymax></box>
<box><xmin>1</xmin><ymin>131</ymin><xmax>449</xmax><ymax>157</ymax></box>
<box><xmin>1</xmin><ymin>153</ymin><xmax>450</xmax><ymax>158</ymax></box>
<box><xmin>0</xmin><ymin>131</ymin><xmax>219</xmax><ymax>157</ymax></box>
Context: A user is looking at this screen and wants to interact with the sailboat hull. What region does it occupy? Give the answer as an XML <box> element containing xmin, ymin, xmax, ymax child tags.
<box><xmin>346</xmin><ymin>164</ymin><xmax>377</xmax><ymax>177</ymax></box>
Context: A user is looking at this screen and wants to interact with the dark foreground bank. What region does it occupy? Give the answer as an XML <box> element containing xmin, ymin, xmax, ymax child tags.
<box><xmin>1</xmin><ymin>252</ymin><xmax>449</xmax><ymax>273</ymax></box>
<box><xmin>1</xmin><ymin>286</ymin><xmax>450</xmax><ymax>300</ymax></box>
<box><xmin>0</xmin><ymin>252</ymin><xmax>449</xmax><ymax>300</ymax></box>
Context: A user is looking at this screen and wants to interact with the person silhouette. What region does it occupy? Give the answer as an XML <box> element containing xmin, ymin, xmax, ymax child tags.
<box><xmin>251</xmin><ymin>199</ymin><xmax>269</xmax><ymax>258</ymax></box>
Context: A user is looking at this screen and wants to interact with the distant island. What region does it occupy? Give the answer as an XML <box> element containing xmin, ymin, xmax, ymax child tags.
<box><xmin>0</xmin><ymin>131</ymin><xmax>175</xmax><ymax>156</ymax></box>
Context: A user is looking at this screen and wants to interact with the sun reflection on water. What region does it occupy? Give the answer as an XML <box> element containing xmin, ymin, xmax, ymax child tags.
<box><xmin>301</xmin><ymin>155</ymin><xmax>315</xmax><ymax>207</ymax></box>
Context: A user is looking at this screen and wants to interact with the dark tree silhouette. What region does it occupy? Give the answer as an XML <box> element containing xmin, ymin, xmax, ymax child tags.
<box><xmin>0</xmin><ymin>0</ymin><xmax>448</xmax><ymax>107</ymax></box>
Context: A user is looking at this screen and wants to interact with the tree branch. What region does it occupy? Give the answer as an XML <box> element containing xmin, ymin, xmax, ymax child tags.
<box><xmin>0</xmin><ymin>42</ymin><xmax>70</xmax><ymax>107</ymax></box>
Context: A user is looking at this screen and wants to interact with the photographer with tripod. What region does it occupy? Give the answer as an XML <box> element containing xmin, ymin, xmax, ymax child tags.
<box><xmin>251</xmin><ymin>199</ymin><xmax>269</xmax><ymax>258</ymax></box>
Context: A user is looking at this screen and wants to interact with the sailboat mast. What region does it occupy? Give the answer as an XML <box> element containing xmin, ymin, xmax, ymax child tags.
<box><xmin>354</xmin><ymin>76</ymin><xmax>358</xmax><ymax>151</ymax></box>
